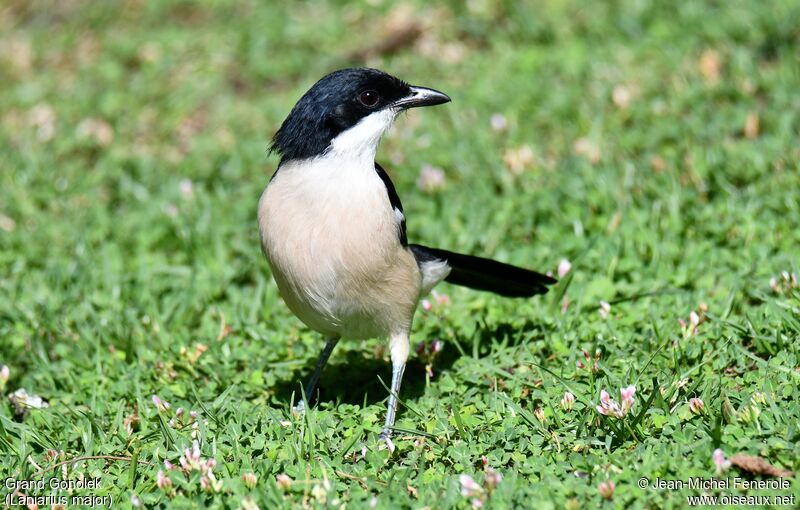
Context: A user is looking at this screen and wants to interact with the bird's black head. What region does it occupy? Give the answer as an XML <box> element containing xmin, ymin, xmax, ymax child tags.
<box><xmin>270</xmin><ymin>68</ymin><xmax>450</xmax><ymax>163</ymax></box>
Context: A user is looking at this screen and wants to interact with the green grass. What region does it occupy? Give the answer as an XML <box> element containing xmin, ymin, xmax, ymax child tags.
<box><xmin>1</xmin><ymin>0</ymin><xmax>799</xmax><ymax>508</ymax></box>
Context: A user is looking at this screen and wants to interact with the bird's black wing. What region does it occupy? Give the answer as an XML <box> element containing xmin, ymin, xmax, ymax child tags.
<box><xmin>376</xmin><ymin>161</ymin><xmax>555</xmax><ymax>297</ymax></box>
<box><xmin>374</xmin><ymin>162</ymin><xmax>408</xmax><ymax>246</ymax></box>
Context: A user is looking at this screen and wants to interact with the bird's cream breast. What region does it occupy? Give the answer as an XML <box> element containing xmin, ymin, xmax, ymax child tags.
<box><xmin>258</xmin><ymin>158</ymin><xmax>421</xmax><ymax>339</ymax></box>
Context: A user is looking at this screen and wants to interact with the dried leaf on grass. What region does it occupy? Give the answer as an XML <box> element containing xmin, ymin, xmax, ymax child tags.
<box><xmin>730</xmin><ymin>454</ymin><xmax>794</xmax><ymax>478</ymax></box>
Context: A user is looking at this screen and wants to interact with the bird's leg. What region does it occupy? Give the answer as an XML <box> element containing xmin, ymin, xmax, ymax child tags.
<box><xmin>379</xmin><ymin>331</ymin><xmax>409</xmax><ymax>443</ymax></box>
<box><xmin>379</xmin><ymin>362</ymin><xmax>406</xmax><ymax>440</ymax></box>
<box><xmin>294</xmin><ymin>336</ymin><xmax>339</xmax><ymax>414</ymax></box>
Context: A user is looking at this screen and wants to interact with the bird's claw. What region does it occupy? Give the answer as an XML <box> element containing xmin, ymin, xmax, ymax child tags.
<box><xmin>378</xmin><ymin>430</ymin><xmax>395</xmax><ymax>453</ymax></box>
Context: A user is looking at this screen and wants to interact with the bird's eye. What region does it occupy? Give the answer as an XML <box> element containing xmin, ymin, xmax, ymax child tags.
<box><xmin>358</xmin><ymin>90</ymin><xmax>380</xmax><ymax>108</ymax></box>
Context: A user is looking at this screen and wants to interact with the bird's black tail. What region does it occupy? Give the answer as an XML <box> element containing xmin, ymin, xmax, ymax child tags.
<box><xmin>409</xmin><ymin>244</ymin><xmax>556</xmax><ymax>298</ymax></box>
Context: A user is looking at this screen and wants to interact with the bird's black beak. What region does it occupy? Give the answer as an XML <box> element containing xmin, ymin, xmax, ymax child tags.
<box><xmin>393</xmin><ymin>86</ymin><xmax>451</xmax><ymax>110</ymax></box>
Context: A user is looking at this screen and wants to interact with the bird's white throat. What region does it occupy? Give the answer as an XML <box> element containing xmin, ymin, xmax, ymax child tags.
<box><xmin>328</xmin><ymin>108</ymin><xmax>398</xmax><ymax>163</ymax></box>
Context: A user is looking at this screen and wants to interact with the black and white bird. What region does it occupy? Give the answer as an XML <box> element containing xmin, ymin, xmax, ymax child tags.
<box><xmin>258</xmin><ymin>68</ymin><xmax>555</xmax><ymax>442</ymax></box>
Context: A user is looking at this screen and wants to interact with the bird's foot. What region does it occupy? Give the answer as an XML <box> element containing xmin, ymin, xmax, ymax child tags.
<box><xmin>292</xmin><ymin>400</ymin><xmax>306</xmax><ymax>418</ymax></box>
<box><xmin>378</xmin><ymin>429</ymin><xmax>395</xmax><ymax>453</ymax></box>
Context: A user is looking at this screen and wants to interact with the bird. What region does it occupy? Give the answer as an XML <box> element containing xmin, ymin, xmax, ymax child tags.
<box><xmin>257</xmin><ymin>68</ymin><xmax>556</xmax><ymax>443</ymax></box>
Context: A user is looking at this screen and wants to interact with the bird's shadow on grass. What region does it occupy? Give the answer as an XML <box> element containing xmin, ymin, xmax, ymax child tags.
<box><xmin>273</xmin><ymin>349</ymin><xmax>460</xmax><ymax>408</ymax></box>
<box><xmin>473</xmin><ymin>318</ymin><xmax>554</xmax><ymax>357</ymax></box>
<box><xmin>273</xmin><ymin>319</ymin><xmax>549</xmax><ymax>408</ymax></box>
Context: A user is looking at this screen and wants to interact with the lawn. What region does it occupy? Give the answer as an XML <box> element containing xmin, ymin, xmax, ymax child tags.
<box><xmin>1</xmin><ymin>0</ymin><xmax>799</xmax><ymax>508</ymax></box>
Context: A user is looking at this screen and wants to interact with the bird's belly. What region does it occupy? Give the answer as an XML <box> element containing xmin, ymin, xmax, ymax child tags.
<box><xmin>268</xmin><ymin>244</ymin><xmax>396</xmax><ymax>339</ymax></box>
<box><xmin>258</xmin><ymin>171</ymin><xmax>420</xmax><ymax>339</ymax></box>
